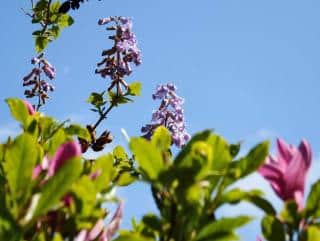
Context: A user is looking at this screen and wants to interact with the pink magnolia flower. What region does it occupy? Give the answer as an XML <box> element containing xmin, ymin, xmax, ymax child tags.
<box><xmin>23</xmin><ymin>100</ymin><xmax>35</xmax><ymax>115</ymax></box>
<box><xmin>259</xmin><ymin>138</ymin><xmax>312</xmax><ymax>208</ymax></box>
<box><xmin>32</xmin><ymin>141</ymin><xmax>82</xmax><ymax>179</ymax></box>
<box><xmin>74</xmin><ymin>202</ymin><xmax>124</xmax><ymax>241</ymax></box>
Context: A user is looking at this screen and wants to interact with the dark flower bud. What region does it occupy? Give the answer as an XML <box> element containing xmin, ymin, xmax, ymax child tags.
<box><xmin>59</xmin><ymin>1</ymin><xmax>71</xmax><ymax>13</ymax></box>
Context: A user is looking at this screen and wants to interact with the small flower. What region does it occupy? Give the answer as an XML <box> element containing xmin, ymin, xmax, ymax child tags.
<box><xmin>142</xmin><ymin>83</ymin><xmax>190</xmax><ymax>148</ymax></box>
<box><xmin>259</xmin><ymin>138</ymin><xmax>312</xmax><ymax>208</ymax></box>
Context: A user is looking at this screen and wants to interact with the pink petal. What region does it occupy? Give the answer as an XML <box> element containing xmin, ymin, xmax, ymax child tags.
<box><xmin>276</xmin><ymin>138</ymin><xmax>293</xmax><ymax>167</ymax></box>
<box><xmin>23</xmin><ymin>100</ymin><xmax>35</xmax><ymax>115</ymax></box>
<box><xmin>106</xmin><ymin>202</ymin><xmax>124</xmax><ymax>240</ymax></box>
<box><xmin>47</xmin><ymin>141</ymin><xmax>81</xmax><ymax>177</ymax></box>
<box><xmin>294</xmin><ymin>191</ymin><xmax>304</xmax><ymax>210</ymax></box>
<box><xmin>88</xmin><ymin>219</ymin><xmax>105</xmax><ymax>240</ymax></box>
<box><xmin>299</xmin><ymin>139</ymin><xmax>312</xmax><ymax>169</ymax></box>
<box><xmin>32</xmin><ymin>165</ymin><xmax>43</xmax><ymax>180</ymax></box>
<box><xmin>283</xmin><ymin>151</ymin><xmax>307</xmax><ymax>200</ymax></box>
<box><xmin>75</xmin><ymin>230</ymin><xmax>88</xmax><ymax>241</ymax></box>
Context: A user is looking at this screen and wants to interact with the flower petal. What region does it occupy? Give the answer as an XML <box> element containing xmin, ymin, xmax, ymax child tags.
<box><xmin>47</xmin><ymin>141</ymin><xmax>81</xmax><ymax>177</ymax></box>
<box><xmin>23</xmin><ymin>100</ymin><xmax>35</xmax><ymax>115</ymax></box>
<box><xmin>299</xmin><ymin>139</ymin><xmax>312</xmax><ymax>170</ymax></box>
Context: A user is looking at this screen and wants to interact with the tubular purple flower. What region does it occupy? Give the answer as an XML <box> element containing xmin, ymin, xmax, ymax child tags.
<box><xmin>258</xmin><ymin>138</ymin><xmax>312</xmax><ymax>208</ymax></box>
<box><xmin>105</xmin><ymin>201</ymin><xmax>124</xmax><ymax>240</ymax></box>
<box><xmin>22</xmin><ymin>54</ymin><xmax>56</xmax><ymax>106</ymax></box>
<box><xmin>95</xmin><ymin>16</ymin><xmax>141</xmax><ymax>94</ymax></box>
<box><xmin>142</xmin><ymin>83</ymin><xmax>190</xmax><ymax>148</ymax></box>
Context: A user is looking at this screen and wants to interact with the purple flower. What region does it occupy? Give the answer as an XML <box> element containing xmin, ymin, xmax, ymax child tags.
<box><xmin>95</xmin><ymin>16</ymin><xmax>141</xmax><ymax>95</ymax></box>
<box><xmin>259</xmin><ymin>138</ymin><xmax>312</xmax><ymax>208</ymax></box>
<box><xmin>22</xmin><ymin>54</ymin><xmax>56</xmax><ymax>106</ymax></box>
<box><xmin>142</xmin><ymin>83</ymin><xmax>191</xmax><ymax>148</ymax></box>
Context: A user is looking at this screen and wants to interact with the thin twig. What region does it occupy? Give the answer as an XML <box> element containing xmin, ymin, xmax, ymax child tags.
<box><xmin>92</xmin><ymin>104</ymin><xmax>114</xmax><ymax>130</ymax></box>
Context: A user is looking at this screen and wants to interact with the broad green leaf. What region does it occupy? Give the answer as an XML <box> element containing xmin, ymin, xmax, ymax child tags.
<box><xmin>261</xmin><ymin>215</ymin><xmax>285</xmax><ymax>241</ymax></box>
<box><xmin>130</xmin><ymin>137</ymin><xmax>164</xmax><ymax>180</ymax></box>
<box><xmin>196</xmin><ymin>216</ymin><xmax>252</xmax><ymax>241</ymax></box>
<box><xmin>227</xmin><ymin>141</ymin><xmax>269</xmax><ymax>182</ymax></box>
<box><xmin>142</xmin><ymin>214</ymin><xmax>162</xmax><ymax>231</ymax></box>
<box><xmin>151</xmin><ymin>126</ymin><xmax>171</xmax><ymax>152</ymax></box>
<box><xmin>4</xmin><ymin>134</ymin><xmax>42</xmax><ymax>207</ymax></box>
<box><xmin>72</xmin><ymin>176</ymin><xmax>97</xmax><ymax>216</ymax></box>
<box><xmin>65</xmin><ymin>124</ymin><xmax>90</xmax><ymax>141</ymax></box>
<box><xmin>305</xmin><ymin>179</ymin><xmax>320</xmax><ymax>218</ymax></box>
<box><xmin>116</xmin><ymin>172</ymin><xmax>136</xmax><ymax>186</ymax></box>
<box><xmin>58</xmin><ymin>14</ymin><xmax>74</xmax><ymax>28</ymax></box>
<box><xmin>35</xmin><ymin>36</ymin><xmax>50</xmax><ymax>53</ymax></box>
<box><xmin>175</xmin><ymin>130</ymin><xmax>211</xmax><ymax>166</ymax></box>
<box><xmin>128</xmin><ymin>82</ymin><xmax>142</xmax><ymax>96</ymax></box>
<box><xmin>92</xmin><ymin>154</ymin><xmax>115</xmax><ymax>191</ymax></box>
<box><xmin>6</xmin><ymin>98</ymin><xmax>30</xmax><ymax>126</ymax></box>
<box><xmin>33</xmin><ymin>157</ymin><xmax>81</xmax><ymax>218</ymax></box>
<box><xmin>207</xmin><ymin>134</ymin><xmax>232</xmax><ymax>171</ymax></box>
<box><xmin>217</xmin><ymin>188</ymin><xmax>276</xmax><ymax>215</ymax></box>
<box><xmin>301</xmin><ymin>226</ymin><xmax>320</xmax><ymax>241</ymax></box>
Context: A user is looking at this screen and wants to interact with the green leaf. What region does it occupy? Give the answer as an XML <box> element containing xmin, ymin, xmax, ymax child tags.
<box><xmin>50</xmin><ymin>1</ymin><xmax>61</xmax><ymax>13</ymax></box>
<box><xmin>116</xmin><ymin>172</ymin><xmax>137</xmax><ymax>186</ymax></box>
<box><xmin>227</xmin><ymin>141</ymin><xmax>269</xmax><ymax>182</ymax></box>
<box><xmin>113</xmin><ymin>146</ymin><xmax>128</xmax><ymax>160</ymax></box>
<box><xmin>33</xmin><ymin>157</ymin><xmax>81</xmax><ymax>218</ymax></box>
<box><xmin>58</xmin><ymin>14</ymin><xmax>74</xmax><ymax>28</ymax></box>
<box><xmin>301</xmin><ymin>226</ymin><xmax>320</xmax><ymax>241</ymax></box>
<box><xmin>128</xmin><ymin>82</ymin><xmax>142</xmax><ymax>96</ymax></box>
<box><xmin>151</xmin><ymin>126</ymin><xmax>171</xmax><ymax>152</ymax></box>
<box><xmin>305</xmin><ymin>179</ymin><xmax>320</xmax><ymax>218</ymax></box>
<box><xmin>207</xmin><ymin>134</ymin><xmax>232</xmax><ymax>171</ymax></box>
<box><xmin>130</xmin><ymin>137</ymin><xmax>164</xmax><ymax>180</ymax></box>
<box><xmin>50</xmin><ymin>25</ymin><xmax>60</xmax><ymax>39</ymax></box>
<box><xmin>261</xmin><ymin>215</ymin><xmax>285</xmax><ymax>241</ymax></box>
<box><xmin>196</xmin><ymin>216</ymin><xmax>252</xmax><ymax>241</ymax></box>
<box><xmin>35</xmin><ymin>36</ymin><xmax>50</xmax><ymax>53</ymax></box>
<box><xmin>175</xmin><ymin>130</ymin><xmax>211</xmax><ymax>166</ymax></box>
<box><xmin>65</xmin><ymin>124</ymin><xmax>90</xmax><ymax>141</ymax></box>
<box><xmin>218</xmin><ymin>188</ymin><xmax>276</xmax><ymax>215</ymax></box>
<box><xmin>6</xmin><ymin>98</ymin><xmax>30</xmax><ymax>126</ymax></box>
<box><xmin>4</xmin><ymin>134</ymin><xmax>42</xmax><ymax>207</ymax></box>
<box><xmin>92</xmin><ymin>154</ymin><xmax>115</xmax><ymax>191</ymax></box>
<box><xmin>87</xmin><ymin>92</ymin><xmax>105</xmax><ymax>107</ymax></box>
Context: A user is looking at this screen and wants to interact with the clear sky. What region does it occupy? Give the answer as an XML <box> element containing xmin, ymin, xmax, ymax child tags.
<box><xmin>1</xmin><ymin>1</ymin><xmax>320</xmax><ymax>240</ymax></box>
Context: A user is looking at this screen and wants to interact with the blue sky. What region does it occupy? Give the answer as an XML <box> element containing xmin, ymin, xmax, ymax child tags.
<box><xmin>1</xmin><ymin>0</ymin><xmax>320</xmax><ymax>240</ymax></box>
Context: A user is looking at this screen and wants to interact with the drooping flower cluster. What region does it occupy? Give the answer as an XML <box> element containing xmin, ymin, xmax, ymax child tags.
<box><xmin>259</xmin><ymin>138</ymin><xmax>312</xmax><ymax>208</ymax></box>
<box><xmin>95</xmin><ymin>16</ymin><xmax>141</xmax><ymax>95</ymax></box>
<box><xmin>75</xmin><ymin>202</ymin><xmax>123</xmax><ymax>241</ymax></box>
<box><xmin>142</xmin><ymin>83</ymin><xmax>191</xmax><ymax>148</ymax></box>
<box><xmin>23</xmin><ymin>53</ymin><xmax>56</xmax><ymax>107</ymax></box>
